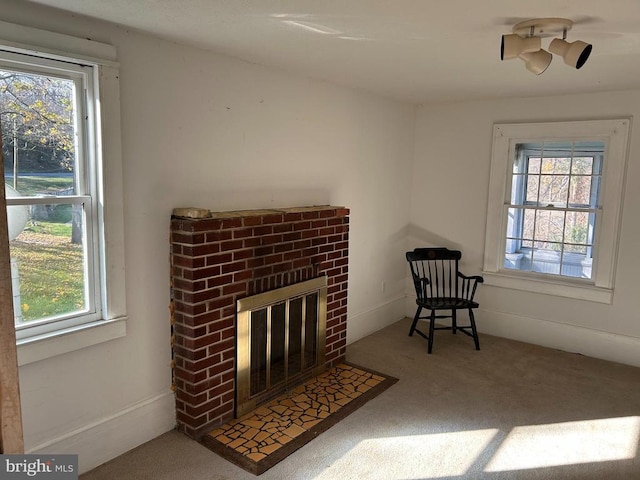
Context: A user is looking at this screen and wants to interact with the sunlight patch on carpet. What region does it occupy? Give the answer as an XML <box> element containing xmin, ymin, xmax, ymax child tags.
<box><xmin>312</xmin><ymin>429</ymin><xmax>499</xmax><ymax>480</ymax></box>
<box><xmin>485</xmin><ymin>416</ymin><xmax>640</xmax><ymax>472</ymax></box>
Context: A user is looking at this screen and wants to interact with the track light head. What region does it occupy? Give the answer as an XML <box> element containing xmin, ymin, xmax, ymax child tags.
<box><xmin>519</xmin><ymin>49</ymin><xmax>553</xmax><ymax>75</ymax></box>
<box><xmin>549</xmin><ymin>38</ymin><xmax>592</xmax><ymax>69</ymax></box>
<box><xmin>500</xmin><ymin>18</ymin><xmax>592</xmax><ymax>74</ymax></box>
<box><xmin>501</xmin><ymin>34</ymin><xmax>541</xmax><ymax>60</ymax></box>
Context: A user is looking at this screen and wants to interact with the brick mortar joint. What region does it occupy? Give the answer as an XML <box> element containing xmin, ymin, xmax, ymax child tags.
<box><xmin>174</xmin><ymin>380</ymin><xmax>235</xmax><ymax>400</ymax></box>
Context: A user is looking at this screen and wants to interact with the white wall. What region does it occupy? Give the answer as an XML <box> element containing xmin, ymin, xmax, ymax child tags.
<box><xmin>410</xmin><ymin>90</ymin><xmax>640</xmax><ymax>367</ymax></box>
<box><xmin>0</xmin><ymin>1</ymin><xmax>414</xmax><ymax>472</ymax></box>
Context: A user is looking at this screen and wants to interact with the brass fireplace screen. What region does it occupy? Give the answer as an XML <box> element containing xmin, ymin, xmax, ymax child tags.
<box><xmin>236</xmin><ymin>276</ymin><xmax>327</xmax><ymax>417</ymax></box>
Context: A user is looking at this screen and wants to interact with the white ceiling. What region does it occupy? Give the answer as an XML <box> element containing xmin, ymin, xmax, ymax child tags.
<box><xmin>27</xmin><ymin>0</ymin><xmax>640</xmax><ymax>104</ymax></box>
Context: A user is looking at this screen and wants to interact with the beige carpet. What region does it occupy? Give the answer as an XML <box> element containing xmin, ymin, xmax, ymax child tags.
<box><xmin>81</xmin><ymin>318</ymin><xmax>640</xmax><ymax>479</ymax></box>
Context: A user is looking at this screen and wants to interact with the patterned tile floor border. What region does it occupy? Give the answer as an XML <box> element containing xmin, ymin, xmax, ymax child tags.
<box><xmin>200</xmin><ymin>363</ymin><xmax>398</xmax><ymax>475</ymax></box>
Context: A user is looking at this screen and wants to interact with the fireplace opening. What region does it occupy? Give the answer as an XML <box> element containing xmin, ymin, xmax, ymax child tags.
<box><xmin>236</xmin><ymin>276</ymin><xmax>327</xmax><ymax>417</ymax></box>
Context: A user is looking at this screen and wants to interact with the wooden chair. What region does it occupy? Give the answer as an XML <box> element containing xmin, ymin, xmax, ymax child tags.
<box><xmin>406</xmin><ymin>247</ymin><xmax>483</xmax><ymax>354</ymax></box>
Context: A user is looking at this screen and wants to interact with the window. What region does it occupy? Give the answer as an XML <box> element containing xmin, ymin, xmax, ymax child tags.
<box><xmin>2</xmin><ymin>53</ymin><xmax>99</xmax><ymax>338</ymax></box>
<box><xmin>483</xmin><ymin>120</ymin><xmax>630</xmax><ymax>303</ymax></box>
<box><xmin>0</xmin><ymin>22</ymin><xmax>126</xmax><ymax>361</ymax></box>
<box><xmin>505</xmin><ymin>141</ymin><xmax>602</xmax><ymax>278</ymax></box>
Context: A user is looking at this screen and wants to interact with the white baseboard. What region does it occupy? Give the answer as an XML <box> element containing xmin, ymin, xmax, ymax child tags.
<box><xmin>478</xmin><ymin>308</ymin><xmax>640</xmax><ymax>368</ymax></box>
<box><xmin>404</xmin><ymin>295</ymin><xmax>640</xmax><ymax>368</ymax></box>
<box><xmin>347</xmin><ymin>296</ymin><xmax>406</xmax><ymax>345</ymax></box>
<box><xmin>26</xmin><ymin>392</ymin><xmax>176</xmax><ymax>475</ymax></box>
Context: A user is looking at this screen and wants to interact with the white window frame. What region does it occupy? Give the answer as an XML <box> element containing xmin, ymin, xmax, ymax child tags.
<box><xmin>483</xmin><ymin>119</ymin><xmax>631</xmax><ymax>304</ymax></box>
<box><xmin>0</xmin><ymin>21</ymin><xmax>127</xmax><ymax>364</ymax></box>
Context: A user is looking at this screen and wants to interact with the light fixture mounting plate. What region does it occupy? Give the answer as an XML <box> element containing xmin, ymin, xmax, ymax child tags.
<box><xmin>512</xmin><ymin>18</ymin><xmax>573</xmax><ymax>37</ymax></box>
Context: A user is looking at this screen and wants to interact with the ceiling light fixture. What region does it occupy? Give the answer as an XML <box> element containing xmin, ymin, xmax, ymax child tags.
<box><xmin>500</xmin><ymin>18</ymin><xmax>592</xmax><ymax>75</ymax></box>
<box><xmin>519</xmin><ymin>50</ymin><xmax>553</xmax><ymax>75</ymax></box>
<box><xmin>549</xmin><ymin>38</ymin><xmax>592</xmax><ymax>69</ymax></box>
<box><xmin>501</xmin><ymin>34</ymin><xmax>541</xmax><ymax>60</ymax></box>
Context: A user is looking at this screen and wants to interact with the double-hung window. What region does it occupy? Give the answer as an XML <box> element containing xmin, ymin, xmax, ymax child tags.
<box><xmin>483</xmin><ymin>119</ymin><xmax>630</xmax><ymax>303</ymax></box>
<box><xmin>0</xmin><ymin>22</ymin><xmax>126</xmax><ymax>362</ymax></box>
<box><xmin>2</xmin><ymin>53</ymin><xmax>99</xmax><ymax>337</ymax></box>
<box><xmin>505</xmin><ymin>141</ymin><xmax>602</xmax><ymax>278</ymax></box>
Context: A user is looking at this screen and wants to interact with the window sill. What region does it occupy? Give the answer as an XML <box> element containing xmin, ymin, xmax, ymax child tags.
<box><xmin>482</xmin><ymin>271</ymin><xmax>613</xmax><ymax>304</ymax></box>
<box><xmin>17</xmin><ymin>317</ymin><xmax>127</xmax><ymax>366</ymax></box>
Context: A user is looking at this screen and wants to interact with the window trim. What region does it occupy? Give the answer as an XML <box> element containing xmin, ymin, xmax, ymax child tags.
<box><xmin>483</xmin><ymin>119</ymin><xmax>631</xmax><ymax>304</ymax></box>
<box><xmin>0</xmin><ymin>21</ymin><xmax>127</xmax><ymax>363</ymax></box>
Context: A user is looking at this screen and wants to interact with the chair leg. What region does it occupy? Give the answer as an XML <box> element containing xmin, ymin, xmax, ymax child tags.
<box><xmin>428</xmin><ymin>310</ymin><xmax>436</xmax><ymax>354</ymax></box>
<box><xmin>409</xmin><ymin>306</ymin><xmax>422</xmax><ymax>336</ymax></box>
<box><xmin>452</xmin><ymin>309</ymin><xmax>457</xmax><ymax>334</ymax></box>
<box><xmin>469</xmin><ymin>308</ymin><xmax>480</xmax><ymax>350</ymax></box>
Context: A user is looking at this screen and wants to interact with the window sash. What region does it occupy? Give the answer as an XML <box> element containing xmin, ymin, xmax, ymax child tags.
<box><xmin>512</xmin><ymin>150</ymin><xmax>602</xmax><ymax>207</ymax></box>
<box><xmin>6</xmin><ymin>195</ymin><xmax>89</xmax><ymax>206</ymax></box>
<box><xmin>505</xmin><ymin>204</ymin><xmax>599</xmax><ymax>213</ymax></box>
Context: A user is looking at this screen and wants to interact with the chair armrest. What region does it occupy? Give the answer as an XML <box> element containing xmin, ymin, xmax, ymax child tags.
<box><xmin>458</xmin><ymin>272</ymin><xmax>484</xmax><ymax>283</ymax></box>
<box><xmin>457</xmin><ymin>272</ymin><xmax>483</xmax><ymax>301</ymax></box>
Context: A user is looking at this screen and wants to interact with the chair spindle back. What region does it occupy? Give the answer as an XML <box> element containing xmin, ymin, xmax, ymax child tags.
<box><xmin>407</xmin><ymin>248</ymin><xmax>461</xmax><ymax>301</ymax></box>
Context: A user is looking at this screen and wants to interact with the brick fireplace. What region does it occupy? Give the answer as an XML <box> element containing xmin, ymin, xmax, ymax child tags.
<box><xmin>170</xmin><ymin>206</ymin><xmax>349</xmax><ymax>438</ymax></box>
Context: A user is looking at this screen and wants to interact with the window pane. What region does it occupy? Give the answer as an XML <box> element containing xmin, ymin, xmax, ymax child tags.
<box><xmin>527</xmin><ymin>157</ymin><xmax>541</xmax><ymax>174</ymax></box>
<box><xmin>539</xmin><ymin>174</ymin><xmax>569</xmax><ymax>205</ymax></box>
<box><xmin>7</xmin><ymin>174</ymin><xmax>74</xmax><ymax>197</ymax></box>
<box><xmin>506</xmin><ymin>207</ymin><xmax>520</xmax><ymax>236</ymax></box>
<box><xmin>505</xmin><ymin>208</ymin><xmax>522</xmax><ymax>255</ymax></box>
<box><xmin>571</xmin><ymin>157</ymin><xmax>593</xmax><ymax>175</ymax></box>
<box><xmin>1</xmin><ymin>69</ymin><xmax>77</xmax><ymax>194</ymax></box>
<box><xmin>531</xmin><ymin>242</ymin><xmax>562</xmax><ymax>275</ymax></box>
<box><xmin>564</xmin><ymin>212</ymin><xmax>591</xmax><ymax>245</ymax></box>
<box><xmin>534</xmin><ymin>210</ymin><xmax>565</xmax><ymax>243</ymax></box>
<box><xmin>565</xmin><ymin>244</ymin><xmax>588</xmax><ymax>254</ymax></box>
<box><xmin>525</xmin><ymin>176</ymin><xmax>539</xmax><ymax>203</ymax></box>
<box><xmin>9</xmin><ymin>202</ymin><xmax>87</xmax><ymax>325</ymax></box>
<box><xmin>522</xmin><ymin>209</ymin><xmax>535</xmax><ymax>240</ymax></box>
<box><xmin>542</xmin><ymin>157</ymin><xmax>571</xmax><ymax>174</ymax></box>
<box><xmin>510</xmin><ymin>174</ymin><xmax>526</xmax><ymax>204</ymax></box>
<box><xmin>568</xmin><ymin>175</ymin><xmax>593</xmax><ymax>205</ymax></box>
<box><xmin>561</xmin><ymin>251</ymin><xmax>590</xmax><ymax>278</ymax></box>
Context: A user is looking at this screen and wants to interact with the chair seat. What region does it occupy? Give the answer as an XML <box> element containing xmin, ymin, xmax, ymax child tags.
<box><xmin>417</xmin><ymin>297</ymin><xmax>479</xmax><ymax>310</ymax></box>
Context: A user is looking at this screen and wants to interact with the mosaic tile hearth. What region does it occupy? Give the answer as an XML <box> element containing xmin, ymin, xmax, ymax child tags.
<box><xmin>204</xmin><ymin>363</ymin><xmax>392</xmax><ymax>472</ymax></box>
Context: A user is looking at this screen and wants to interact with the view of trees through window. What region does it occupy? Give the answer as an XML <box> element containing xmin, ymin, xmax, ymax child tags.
<box><xmin>1</xmin><ymin>67</ymin><xmax>87</xmax><ymax>325</ymax></box>
<box><xmin>505</xmin><ymin>141</ymin><xmax>603</xmax><ymax>279</ymax></box>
